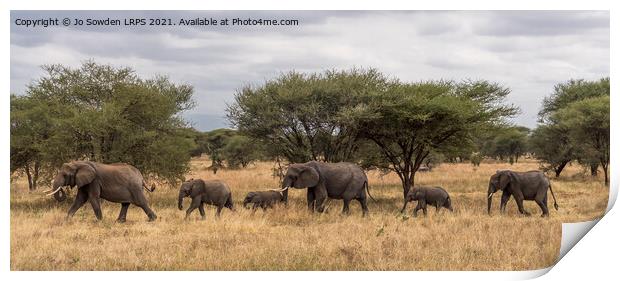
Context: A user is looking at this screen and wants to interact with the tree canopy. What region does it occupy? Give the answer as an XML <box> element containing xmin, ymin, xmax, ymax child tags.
<box><xmin>10</xmin><ymin>61</ymin><xmax>197</xmax><ymax>188</ymax></box>
<box><xmin>227</xmin><ymin>68</ymin><xmax>388</xmax><ymax>163</ymax></box>
<box><xmin>228</xmin><ymin>70</ymin><xmax>517</xmax><ymax>197</ymax></box>
<box><xmin>532</xmin><ymin>77</ymin><xmax>609</xmax><ymax>184</ymax></box>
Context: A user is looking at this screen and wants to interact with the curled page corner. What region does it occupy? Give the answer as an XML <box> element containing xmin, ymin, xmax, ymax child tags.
<box><xmin>558</xmin><ymin>220</ymin><xmax>601</xmax><ymax>260</ymax></box>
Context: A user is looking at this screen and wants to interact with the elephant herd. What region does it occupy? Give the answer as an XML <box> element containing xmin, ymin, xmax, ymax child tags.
<box><xmin>44</xmin><ymin>160</ymin><xmax>559</xmax><ymax>222</ymax></box>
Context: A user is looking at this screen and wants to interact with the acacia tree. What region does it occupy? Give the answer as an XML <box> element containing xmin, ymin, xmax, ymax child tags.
<box><xmin>534</xmin><ymin>77</ymin><xmax>609</xmax><ymax>179</ymax></box>
<box><xmin>11</xmin><ymin>61</ymin><xmax>197</xmax><ymax>186</ymax></box>
<box><xmin>556</xmin><ymin>96</ymin><xmax>610</xmax><ymax>185</ymax></box>
<box><xmin>345</xmin><ymin>80</ymin><xmax>517</xmax><ymax>197</ymax></box>
<box><xmin>529</xmin><ymin>124</ymin><xmax>573</xmax><ymax>177</ymax></box>
<box><xmin>227</xmin><ymin>68</ymin><xmax>388</xmax><ymax>163</ymax></box>
<box><xmin>491</xmin><ymin>126</ymin><xmax>529</xmax><ymax>164</ymax></box>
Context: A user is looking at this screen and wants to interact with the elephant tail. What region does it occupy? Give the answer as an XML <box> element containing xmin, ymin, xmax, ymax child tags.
<box><xmin>143</xmin><ymin>181</ymin><xmax>156</xmax><ymax>193</ymax></box>
<box><xmin>365</xmin><ymin>181</ymin><xmax>376</xmax><ymax>202</ymax></box>
<box><xmin>549</xmin><ymin>183</ymin><xmax>558</xmax><ymax>210</ymax></box>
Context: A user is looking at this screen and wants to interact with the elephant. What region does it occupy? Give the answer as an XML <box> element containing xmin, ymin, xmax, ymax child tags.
<box><xmin>487</xmin><ymin>170</ymin><xmax>559</xmax><ymax>217</ymax></box>
<box><xmin>281</xmin><ymin>161</ymin><xmax>374</xmax><ymax>217</ymax></box>
<box><xmin>46</xmin><ymin>161</ymin><xmax>157</xmax><ymax>222</ymax></box>
<box><xmin>242</xmin><ymin>190</ymin><xmax>285</xmax><ymax>212</ymax></box>
<box><xmin>400</xmin><ymin>186</ymin><xmax>453</xmax><ymax>217</ymax></box>
<box><xmin>178</xmin><ymin>178</ymin><xmax>234</xmax><ymax>219</ymax></box>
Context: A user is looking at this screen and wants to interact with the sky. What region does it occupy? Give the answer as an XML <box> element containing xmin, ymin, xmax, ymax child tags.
<box><xmin>10</xmin><ymin>11</ymin><xmax>609</xmax><ymax>131</ymax></box>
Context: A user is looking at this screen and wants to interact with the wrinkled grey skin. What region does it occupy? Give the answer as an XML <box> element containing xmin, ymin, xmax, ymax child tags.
<box><xmin>51</xmin><ymin>161</ymin><xmax>157</xmax><ymax>222</ymax></box>
<box><xmin>487</xmin><ymin>170</ymin><xmax>558</xmax><ymax>217</ymax></box>
<box><xmin>178</xmin><ymin>179</ymin><xmax>234</xmax><ymax>219</ymax></box>
<box><xmin>243</xmin><ymin>191</ymin><xmax>284</xmax><ymax>212</ymax></box>
<box><xmin>281</xmin><ymin>161</ymin><xmax>374</xmax><ymax>217</ymax></box>
<box><xmin>400</xmin><ymin>186</ymin><xmax>453</xmax><ymax>217</ymax></box>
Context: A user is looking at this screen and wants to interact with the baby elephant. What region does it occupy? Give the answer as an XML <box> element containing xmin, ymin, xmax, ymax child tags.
<box><xmin>243</xmin><ymin>190</ymin><xmax>285</xmax><ymax>212</ymax></box>
<box><xmin>178</xmin><ymin>179</ymin><xmax>234</xmax><ymax>219</ymax></box>
<box><xmin>400</xmin><ymin>186</ymin><xmax>453</xmax><ymax>217</ymax></box>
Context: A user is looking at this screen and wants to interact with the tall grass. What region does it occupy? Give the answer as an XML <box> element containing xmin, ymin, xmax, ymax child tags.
<box><xmin>10</xmin><ymin>158</ymin><xmax>608</xmax><ymax>270</ymax></box>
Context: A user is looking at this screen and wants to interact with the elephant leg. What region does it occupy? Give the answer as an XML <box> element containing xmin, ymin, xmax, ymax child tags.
<box><xmin>185</xmin><ymin>198</ymin><xmax>201</xmax><ymax>220</ymax></box>
<box><xmin>514</xmin><ymin>196</ymin><xmax>530</xmax><ymax>216</ymax></box>
<box><xmin>535</xmin><ymin>192</ymin><xmax>549</xmax><ymax>217</ymax></box>
<box><xmin>314</xmin><ymin>185</ymin><xmax>328</xmax><ymax>213</ymax></box>
<box><xmin>66</xmin><ymin>188</ymin><xmax>88</xmax><ymax>219</ymax></box>
<box><xmin>136</xmin><ymin>202</ymin><xmax>157</xmax><ymax>222</ymax></box>
<box><xmin>307</xmin><ymin>189</ymin><xmax>316</xmax><ymax>212</ymax></box>
<box><xmin>500</xmin><ymin>192</ymin><xmax>511</xmax><ymax>213</ymax></box>
<box><xmin>252</xmin><ymin>202</ymin><xmax>259</xmax><ymax>214</ymax></box>
<box><xmin>341</xmin><ymin>199</ymin><xmax>351</xmax><ymax>215</ymax></box>
<box><xmin>88</xmin><ymin>196</ymin><xmax>103</xmax><ymax>221</ymax></box>
<box><xmin>357</xmin><ymin>197</ymin><xmax>369</xmax><ymax>217</ymax></box>
<box><xmin>117</xmin><ymin>203</ymin><xmax>130</xmax><ymax>223</ymax></box>
<box><xmin>216</xmin><ymin>205</ymin><xmax>223</xmax><ymax>217</ymax></box>
<box><xmin>198</xmin><ymin>204</ymin><xmax>206</xmax><ymax>220</ymax></box>
<box><xmin>413</xmin><ymin>202</ymin><xmax>422</xmax><ymax>217</ymax></box>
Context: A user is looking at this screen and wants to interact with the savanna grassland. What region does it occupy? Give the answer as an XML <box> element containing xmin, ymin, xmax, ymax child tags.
<box><xmin>10</xmin><ymin>157</ymin><xmax>608</xmax><ymax>271</ymax></box>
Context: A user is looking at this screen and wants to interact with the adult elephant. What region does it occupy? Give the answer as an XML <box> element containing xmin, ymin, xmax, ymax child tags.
<box><xmin>46</xmin><ymin>161</ymin><xmax>157</xmax><ymax>222</ymax></box>
<box><xmin>487</xmin><ymin>170</ymin><xmax>558</xmax><ymax>217</ymax></box>
<box><xmin>280</xmin><ymin>161</ymin><xmax>374</xmax><ymax>217</ymax></box>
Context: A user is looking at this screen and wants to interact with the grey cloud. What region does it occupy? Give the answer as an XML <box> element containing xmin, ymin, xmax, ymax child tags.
<box><xmin>474</xmin><ymin>11</ymin><xmax>609</xmax><ymax>37</ymax></box>
<box><xmin>10</xmin><ymin>10</ymin><xmax>610</xmax><ymax>130</ymax></box>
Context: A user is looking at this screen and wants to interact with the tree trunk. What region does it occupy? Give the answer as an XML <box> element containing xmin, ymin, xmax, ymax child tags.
<box><xmin>32</xmin><ymin>161</ymin><xmax>40</xmax><ymax>190</ymax></box>
<box><xmin>601</xmin><ymin>159</ymin><xmax>609</xmax><ymax>186</ymax></box>
<box><xmin>590</xmin><ymin>163</ymin><xmax>599</xmax><ymax>176</ymax></box>
<box><xmin>402</xmin><ymin>176</ymin><xmax>412</xmax><ymax>199</ymax></box>
<box><xmin>25</xmin><ymin>164</ymin><xmax>34</xmax><ymax>191</ymax></box>
<box><xmin>554</xmin><ymin>161</ymin><xmax>569</xmax><ymax>178</ymax></box>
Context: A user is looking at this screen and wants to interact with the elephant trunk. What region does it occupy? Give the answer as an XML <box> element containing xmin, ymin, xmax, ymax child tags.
<box><xmin>281</xmin><ymin>178</ymin><xmax>292</xmax><ymax>204</ymax></box>
<box><xmin>487</xmin><ymin>185</ymin><xmax>494</xmax><ymax>215</ymax></box>
<box><xmin>281</xmin><ymin>188</ymin><xmax>288</xmax><ymax>205</ymax></box>
<box><xmin>50</xmin><ymin>175</ymin><xmax>67</xmax><ymax>202</ymax></box>
<box><xmin>178</xmin><ymin>191</ymin><xmax>185</xmax><ymax>210</ymax></box>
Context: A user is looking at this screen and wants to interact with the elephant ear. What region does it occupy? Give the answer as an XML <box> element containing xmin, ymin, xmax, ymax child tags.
<box><xmin>75</xmin><ymin>163</ymin><xmax>96</xmax><ymax>188</ymax></box>
<box><xmin>498</xmin><ymin>171</ymin><xmax>511</xmax><ymax>191</ymax></box>
<box><xmin>294</xmin><ymin>166</ymin><xmax>319</xmax><ymax>188</ymax></box>
<box><xmin>414</xmin><ymin>190</ymin><xmax>422</xmax><ymax>199</ymax></box>
<box><xmin>190</xmin><ymin>179</ymin><xmax>206</xmax><ymax>195</ymax></box>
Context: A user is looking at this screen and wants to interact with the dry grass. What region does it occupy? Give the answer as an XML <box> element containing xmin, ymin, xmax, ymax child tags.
<box><xmin>10</xmin><ymin>157</ymin><xmax>608</xmax><ymax>271</ymax></box>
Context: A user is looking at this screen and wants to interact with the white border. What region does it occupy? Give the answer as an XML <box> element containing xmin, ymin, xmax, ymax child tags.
<box><xmin>2</xmin><ymin>1</ymin><xmax>616</xmax><ymax>280</ymax></box>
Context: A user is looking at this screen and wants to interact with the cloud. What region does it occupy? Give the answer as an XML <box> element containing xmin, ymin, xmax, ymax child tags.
<box><xmin>10</xmin><ymin>10</ymin><xmax>610</xmax><ymax>130</ymax></box>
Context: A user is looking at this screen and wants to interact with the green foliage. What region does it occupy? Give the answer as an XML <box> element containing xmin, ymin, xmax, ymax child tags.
<box><xmin>491</xmin><ymin>126</ymin><xmax>530</xmax><ymax>164</ymax></box>
<box><xmin>222</xmin><ymin>135</ymin><xmax>262</xmax><ymax>169</ymax></box>
<box><xmin>10</xmin><ymin>61</ymin><xmax>196</xmax><ymax>186</ymax></box>
<box><xmin>529</xmin><ymin>125</ymin><xmax>573</xmax><ymax>177</ymax></box>
<box><xmin>422</xmin><ymin>150</ymin><xmax>445</xmax><ymax>171</ymax></box>
<box><xmin>555</xmin><ymin>96</ymin><xmax>610</xmax><ymax>184</ymax></box>
<box><xmin>533</xmin><ymin>77</ymin><xmax>609</xmax><ymax>183</ymax></box>
<box><xmin>345</xmin><ymin>79</ymin><xmax>517</xmax><ymax>196</ymax></box>
<box><xmin>539</xmin><ymin>77</ymin><xmax>609</xmax><ymax>122</ymax></box>
<box><xmin>227</xmin><ymin>68</ymin><xmax>388</xmax><ymax>163</ymax></box>
<box><xmin>191</xmin><ymin>128</ymin><xmax>264</xmax><ymax>172</ymax></box>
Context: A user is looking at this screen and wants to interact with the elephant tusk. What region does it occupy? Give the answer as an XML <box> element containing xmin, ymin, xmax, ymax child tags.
<box><xmin>269</xmin><ymin>186</ymin><xmax>290</xmax><ymax>192</ymax></box>
<box><xmin>46</xmin><ymin>187</ymin><xmax>64</xmax><ymax>196</ymax></box>
<box><xmin>488</xmin><ymin>193</ymin><xmax>494</xmax><ymax>199</ymax></box>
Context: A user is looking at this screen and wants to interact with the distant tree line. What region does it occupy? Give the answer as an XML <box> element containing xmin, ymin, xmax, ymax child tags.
<box><xmin>11</xmin><ymin>61</ymin><xmax>609</xmax><ymax>193</ymax></box>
